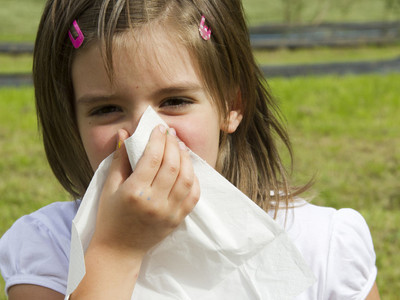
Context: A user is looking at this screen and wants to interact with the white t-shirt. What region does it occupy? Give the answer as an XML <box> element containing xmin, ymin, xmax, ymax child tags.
<box><xmin>271</xmin><ymin>203</ymin><xmax>377</xmax><ymax>299</ymax></box>
<box><xmin>0</xmin><ymin>201</ymin><xmax>377</xmax><ymax>299</ymax></box>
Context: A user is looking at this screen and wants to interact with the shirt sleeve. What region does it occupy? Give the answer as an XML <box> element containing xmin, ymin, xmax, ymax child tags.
<box><xmin>0</xmin><ymin>214</ymin><xmax>70</xmax><ymax>296</ymax></box>
<box><xmin>325</xmin><ymin>208</ymin><xmax>377</xmax><ymax>300</ymax></box>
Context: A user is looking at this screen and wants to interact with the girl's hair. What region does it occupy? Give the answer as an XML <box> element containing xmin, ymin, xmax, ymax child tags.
<box><xmin>34</xmin><ymin>0</ymin><xmax>309</xmax><ymax>215</ymax></box>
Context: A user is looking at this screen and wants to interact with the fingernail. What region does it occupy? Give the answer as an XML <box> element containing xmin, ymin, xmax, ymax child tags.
<box><xmin>179</xmin><ymin>141</ymin><xmax>187</xmax><ymax>151</ymax></box>
<box><xmin>168</xmin><ymin>127</ymin><xmax>176</xmax><ymax>136</ymax></box>
<box><xmin>116</xmin><ymin>130</ymin><xmax>123</xmax><ymax>149</ymax></box>
<box><xmin>159</xmin><ymin>124</ymin><xmax>167</xmax><ymax>134</ymax></box>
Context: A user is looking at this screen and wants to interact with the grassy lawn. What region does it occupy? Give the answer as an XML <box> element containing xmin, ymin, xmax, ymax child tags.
<box><xmin>1</xmin><ymin>73</ymin><xmax>399</xmax><ymax>298</ymax></box>
<box><xmin>243</xmin><ymin>0</ymin><xmax>400</xmax><ymax>25</ymax></box>
<box><xmin>0</xmin><ymin>54</ymin><xmax>33</xmax><ymax>74</ymax></box>
<box><xmin>0</xmin><ymin>0</ymin><xmax>46</xmax><ymax>42</ymax></box>
<box><xmin>254</xmin><ymin>44</ymin><xmax>400</xmax><ymax>65</ymax></box>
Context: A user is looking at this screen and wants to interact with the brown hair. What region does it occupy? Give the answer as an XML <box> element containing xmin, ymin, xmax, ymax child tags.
<box><xmin>34</xmin><ymin>0</ymin><xmax>309</xmax><ymax>215</ymax></box>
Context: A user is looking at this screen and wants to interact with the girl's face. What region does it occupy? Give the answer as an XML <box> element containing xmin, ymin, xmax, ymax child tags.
<box><xmin>72</xmin><ymin>30</ymin><xmax>241</xmax><ymax>171</ymax></box>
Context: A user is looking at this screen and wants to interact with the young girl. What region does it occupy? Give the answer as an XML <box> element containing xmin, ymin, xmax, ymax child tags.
<box><xmin>0</xmin><ymin>0</ymin><xmax>380</xmax><ymax>299</ymax></box>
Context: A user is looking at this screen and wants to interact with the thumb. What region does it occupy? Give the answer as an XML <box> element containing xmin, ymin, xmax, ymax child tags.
<box><xmin>106</xmin><ymin>129</ymin><xmax>132</xmax><ymax>189</ymax></box>
<box><xmin>113</xmin><ymin>129</ymin><xmax>130</xmax><ymax>160</ymax></box>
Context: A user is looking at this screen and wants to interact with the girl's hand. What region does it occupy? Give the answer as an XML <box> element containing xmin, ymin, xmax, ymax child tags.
<box><xmin>71</xmin><ymin>125</ymin><xmax>199</xmax><ymax>299</ymax></box>
<box><xmin>91</xmin><ymin>125</ymin><xmax>200</xmax><ymax>259</ymax></box>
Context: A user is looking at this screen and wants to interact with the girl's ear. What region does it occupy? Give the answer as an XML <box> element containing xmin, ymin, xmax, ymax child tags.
<box><xmin>222</xmin><ymin>110</ymin><xmax>243</xmax><ymax>133</ymax></box>
<box><xmin>221</xmin><ymin>90</ymin><xmax>243</xmax><ymax>133</ymax></box>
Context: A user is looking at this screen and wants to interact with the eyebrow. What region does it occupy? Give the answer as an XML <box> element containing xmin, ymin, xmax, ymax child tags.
<box><xmin>150</xmin><ymin>83</ymin><xmax>204</xmax><ymax>99</ymax></box>
<box><xmin>76</xmin><ymin>83</ymin><xmax>205</xmax><ymax>105</ymax></box>
<box><xmin>76</xmin><ymin>93</ymin><xmax>116</xmax><ymax>105</ymax></box>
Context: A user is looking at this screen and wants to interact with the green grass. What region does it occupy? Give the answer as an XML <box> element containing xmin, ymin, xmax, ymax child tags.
<box><xmin>270</xmin><ymin>74</ymin><xmax>400</xmax><ymax>208</ymax></box>
<box><xmin>0</xmin><ymin>54</ymin><xmax>33</xmax><ymax>74</ymax></box>
<box><xmin>0</xmin><ymin>0</ymin><xmax>46</xmax><ymax>42</ymax></box>
<box><xmin>243</xmin><ymin>0</ymin><xmax>400</xmax><ymax>25</ymax></box>
<box><xmin>254</xmin><ymin>44</ymin><xmax>400</xmax><ymax>65</ymax></box>
<box><xmin>1</xmin><ymin>74</ymin><xmax>399</xmax><ymax>298</ymax></box>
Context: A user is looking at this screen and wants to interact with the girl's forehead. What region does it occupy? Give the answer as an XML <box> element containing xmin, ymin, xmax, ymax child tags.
<box><xmin>72</xmin><ymin>27</ymin><xmax>206</xmax><ymax>97</ymax></box>
<box><xmin>120</xmin><ymin>29</ymin><xmax>188</xmax><ymax>65</ymax></box>
<box><xmin>115</xmin><ymin>29</ymin><xmax>202</xmax><ymax>82</ymax></box>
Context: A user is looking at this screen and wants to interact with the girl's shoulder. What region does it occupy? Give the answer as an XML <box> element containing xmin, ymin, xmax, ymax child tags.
<box><xmin>0</xmin><ymin>201</ymin><xmax>79</xmax><ymax>295</ymax></box>
<box><xmin>277</xmin><ymin>201</ymin><xmax>375</xmax><ymax>252</ymax></box>
<box><xmin>2</xmin><ymin>201</ymin><xmax>80</xmax><ymax>246</ymax></box>
<box><xmin>274</xmin><ymin>201</ymin><xmax>377</xmax><ymax>299</ymax></box>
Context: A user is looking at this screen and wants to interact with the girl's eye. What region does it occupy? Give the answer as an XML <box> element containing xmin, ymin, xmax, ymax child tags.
<box><xmin>160</xmin><ymin>98</ymin><xmax>192</xmax><ymax>108</ymax></box>
<box><xmin>90</xmin><ymin>105</ymin><xmax>122</xmax><ymax>116</ymax></box>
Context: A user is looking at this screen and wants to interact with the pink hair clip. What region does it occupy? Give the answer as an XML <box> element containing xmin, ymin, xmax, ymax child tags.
<box><xmin>199</xmin><ymin>15</ymin><xmax>211</xmax><ymax>41</ymax></box>
<box><xmin>68</xmin><ymin>20</ymin><xmax>84</xmax><ymax>49</ymax></box>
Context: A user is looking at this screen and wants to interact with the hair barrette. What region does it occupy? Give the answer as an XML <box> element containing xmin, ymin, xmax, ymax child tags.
<box><xmin>68</xmin><ymin>20</ymin><xmax>85</xmax><ymax>49</ymax></box>
<box><xmin>199</xmin><ymin>15</ymin><xmax>211</xmax><ymax>41</ymax></box>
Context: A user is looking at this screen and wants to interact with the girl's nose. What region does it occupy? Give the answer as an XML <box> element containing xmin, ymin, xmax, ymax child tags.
<box><xmin>124</xmin><ymin>105</ymin><xmax>154</xmax><ymax>136</ymax></box>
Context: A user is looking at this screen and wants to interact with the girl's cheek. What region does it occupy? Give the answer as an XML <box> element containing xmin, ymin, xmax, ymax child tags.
<box><xmin>83</xmin><ymin>127</ymin><xmax>118</xmax><ymax>170</ymax></box>
<box><xmin>173</xmin><ymin>124</ymin><xmax>219</xmax><ymax>168</ymax></box>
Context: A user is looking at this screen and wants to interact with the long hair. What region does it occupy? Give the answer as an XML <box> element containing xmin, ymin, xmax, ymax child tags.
<box><xmin>34</xmin><ymin>0</ymin><xmax>310</xmax><ymax>214</ymax></box>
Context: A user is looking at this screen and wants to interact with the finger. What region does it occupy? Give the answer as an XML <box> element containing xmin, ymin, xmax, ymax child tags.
<box><xmin>151</xmin><ymin>127</ymin><xmax>181</xmax><ymax>199</ymax></box>
<box><xmin>179</xmin><ymin>174</ymin><xmax>200</xmax><ymax>218</ymax></box>
<box><xmin>103</xmin><ymin>129</ymin><xmax>131</xmax><ymax>194</ymax></box>
<box><xmin>128</xmin><ymin>124</ymin><xmax>167</xmax><ymax>189</ymax></box>
<box><xmin>167</xmin><ymin>140</ymin><xmax>195</xmax><ymax>210</ymax></box>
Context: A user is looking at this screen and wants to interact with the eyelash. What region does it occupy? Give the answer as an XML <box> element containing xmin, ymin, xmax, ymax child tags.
<box><xmin>89</xmin><ymin>97</ymin><xmax>192</xmax><ymax>117</ymax></box>
<box><xmin>160</xmin><ymin>97</ymin><xmax>192</xmax><ymax>109</ymax></box>
<box><xmin>90</xmin><ymin>105</ymin><xmax>122</xmax><ymax>116</ymax></box>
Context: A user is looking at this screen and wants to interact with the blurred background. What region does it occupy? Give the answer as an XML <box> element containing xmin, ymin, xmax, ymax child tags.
<box><xmin>0</xmin><ymin>0</ymin><xmax>399</xmax><ymax>298</ymax></box>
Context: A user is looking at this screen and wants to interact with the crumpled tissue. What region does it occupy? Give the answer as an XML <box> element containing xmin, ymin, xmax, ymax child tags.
<box><xmin>65</xmin><ymin>106</ymin><xmax>314</xmax><ymax>299</ymax></box>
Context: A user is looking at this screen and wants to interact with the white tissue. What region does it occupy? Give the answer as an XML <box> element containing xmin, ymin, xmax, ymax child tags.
<box><xmin>66</xmin><ymin>106</ymin><xmax>314</xmax><ymax>299</ymax></box>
